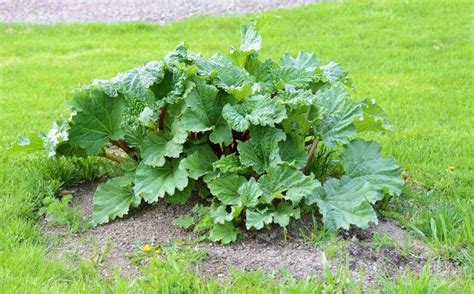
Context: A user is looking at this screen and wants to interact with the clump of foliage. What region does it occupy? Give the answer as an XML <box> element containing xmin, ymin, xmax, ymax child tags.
<box><xmin>40</xmin><ymin>195</ymin><xmax>85</xmax><ymax>232</ymax></box>
<box><xmin>16</xmin><ymin>21</ymin><xmax>403</xmax><ymax>243</ymax></box>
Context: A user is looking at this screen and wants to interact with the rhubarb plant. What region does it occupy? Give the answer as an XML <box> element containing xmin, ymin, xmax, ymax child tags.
<box><xmin>15</xmin><ymin>21</ymin><xmax>403</xmax><ymax>243</ymax></box>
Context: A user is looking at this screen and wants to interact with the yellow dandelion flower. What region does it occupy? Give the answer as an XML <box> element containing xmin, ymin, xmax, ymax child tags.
<box><xmin>448</xmin><ymin>166</ymin><xmax>455</xmax><ymax>172</ymax></box>
<box><xmin>143</xmin><ymin>244</ymin><xmax>152</xmax><ymax>252</ymax></box>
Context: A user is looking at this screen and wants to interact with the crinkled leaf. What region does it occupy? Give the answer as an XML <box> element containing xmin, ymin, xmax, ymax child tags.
<box><xmin>281</xmin><ymin>103</ymin><xmax>318</xmax><ymax>135</ymax></box>
<box><xmin>134</xmin><ymin>159</ymin><xmax>189</xmax><ymax>203</ymax></box>
<box><xmin>209</xmin><ymin>222</ymin><xmax>239</xmax><ymax>244</ymax></box>
<box><xmin>258</xmin><ymin>164</ymin><xmax>320</xmax><ymax>204</ymax></box>
<box><xmin>275</xmin><ymin>88</ymin><xmax>315</xmax><ymax>109</ymax></box>
<box><xmin>180</xmin><ymin>145</ymin><xmax>217</xmax><ymax>180</ymax></box>
<box><xmin>141</xmin><ymin>132</ymin><xmax>183</xmax><ymax>167</ymax></box>
<box><xmin>240</xmin><ymin>20</ymin><xmax>262</xmax><ymax>52</ymax></box>
<box><xmin>112</xmin><ymin>61</ymin><xmax>164</xmax><ymax>100</ymax></box>
<box><xmin>281</xmin><ymin>51</ymin><xmax>320</xmax><ymax>72</ymax></box>
<box><xmin>226</xmin><ymin>81</ymin><xmax>252</xmax><ymax>102</ymax></box>
<box><xmin>151</xmin><ymin>66</ymin><xmax>191</xmax><ymax>104</ymax></box>
<box><xmin>223</xmin><ymin>95</ymin><xmax>287</xmax><ymax>132</ymax></box>
<box><xmin>320</xmin><ymin>62</ymin><xmax>348</xmax><ymax>84</ymax></box>
<box><xmin>210</xmin><ymin>206</ymin><xmax>235</xmax><ymax>224</ymax></box>
<box><xmin>238</xmin><ymin>177</ymin><xmax>263</xmax><ymax>208</ymax></box>
<box><xmin>212</xmin><ymin>154</ymin><xmax>250</xmax><ymax>174</ymax></box>
<box><xmin>245</xmin><ymin>58</ymin><xmax>276</xmax><ymax>92</ymax></box>
<box><xmin>181</xmin><ymin>79</ymin><xmax>220</xmax><ymax>132</ymax></box>
<box><xmin>238</xmin><ymin>126</ymin><xmax>286</xmax><ymax>173</ymax></box>
<box><xmin>69</xmin><ymin>87</ymin><xmax>125</xmax><ymax>155</ymax></box>
<box><xmin>138</xmin><ymin>107</ymin><xmax>156</xmax><ymax>127</ymax></box>
<box><xmin>312</xmin><ymin>176</ymin><xmax>378</xmax><ymax>231</ymax></box>
<box><xmin>278</xmin><ymin>133</ymin><xmax>307</xmax><ymax>169</ymax></box>
<box><xmin>354</xmin><ymin>99</ymin><xmax>393</xmax><ymax>132</ymax></box>
<box><xmin>221</xmin><ymin>104</ymin><xmax>249</xmax><ymax>132</ymax></box>
<box><xmin>124</xmin><ymin>125</ymin><xmax>145</xmax><ymax>148</ymax></box>
<box><xmin>316</xmin><ymin>84</ymin><xmax>362</xmax><ymax>147</ymax></box>
<box><xmin>195</xmin><ymin>54</ymin><xmax>249</xmax><ymax>92</ymax></box>
<box><xmin>245</xmin><ymin>209</ymin><xmax>273</xmax><ymax>230</ymax></box>
<box><xmin>277</xmin><ymin>66</ymin><xmax>314</xmax><ymax>88</ymax></box>
<box><xmin>163</xmin><ymin>43</ymin><xmax>189</xmax><ymax>64</ymax></box>
<box><xmin>342</xmin><ymin>139</ymin><xmax>403</xmax><ymax>197</ymax></box>
<box><xmin>277</xmin><ymin>51</ymin><xmax>319</xmax><ymax>88</ymax></box>
<box><xmin>180</xmin><ymin>78</ymin><xmax>230</xmax><ymax>142</ymax></box>
<box><xmin>272</xmin><ymin>202</ymin><xmax>301</xmax><ymax>227</ymax></box>
<box><xmin>208</xmin><ymin>174</ymin><xmax>247</xmax><ymax>205</ymax></box>
<box><xmin>92</xmin><ymin>174</ymin><xmax>141</xmax><ymax>225</ymax></box>
<box><xmin>164</xmin><ymin>181</ymin><xmax>195</xmax><ymax>205</ymax></box>
<box><xmin>209</xmin><ymin>121</ymin><xmax>233</xmax><ymax>145</ymax></box>
<box><xmin>92</xmin><ymin>79</ymin><xmax>118</xmax><ymax>97</ymax></box>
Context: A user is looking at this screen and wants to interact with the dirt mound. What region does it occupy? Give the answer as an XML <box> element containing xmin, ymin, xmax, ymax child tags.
<box><xmin>41</xmin><ymin>182</ymin><xmax>456</xmax><ymax>287</ymax></box>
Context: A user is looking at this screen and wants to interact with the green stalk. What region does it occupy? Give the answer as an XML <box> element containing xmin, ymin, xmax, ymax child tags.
<box><xmin>302</xmin><ymin>136</ymin><xmax>319</xmax><ymax>174</ymax></box>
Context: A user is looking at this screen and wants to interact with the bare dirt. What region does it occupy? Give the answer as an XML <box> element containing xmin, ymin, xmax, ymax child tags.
<box><xmin>41</xmin><ymin>181</ymin><xmax>458</xmax><ymax>288</ymax></box>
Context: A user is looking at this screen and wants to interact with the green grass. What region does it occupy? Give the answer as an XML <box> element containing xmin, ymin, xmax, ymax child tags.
<box><xmin>0</xmin><ymin>0</ymin><xmax>472</xmax><ymax>292</ymax></box>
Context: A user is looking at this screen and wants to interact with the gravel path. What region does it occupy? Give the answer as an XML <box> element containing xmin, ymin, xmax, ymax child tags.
<box><xmin>0</xmin><ymin>0</ymin><xmax>319</xmax><ymax>24</ymax></box>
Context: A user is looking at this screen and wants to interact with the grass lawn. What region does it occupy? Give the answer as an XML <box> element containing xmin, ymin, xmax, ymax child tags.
<box><xmin>0</xmin><ymin>0</ymin><xmax>472</xmax><ymax>292</ymax></box>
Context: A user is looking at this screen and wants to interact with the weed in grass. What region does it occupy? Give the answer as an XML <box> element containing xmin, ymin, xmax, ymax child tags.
<box><xmin>370</xmin><ymin>232</ymin><xmax>398</xmax><ymax>253</ymax></box>
<box><xmin>40</xmin><ymin>194</ymin><xmax>86</xmax><ymax>233</ymax></box>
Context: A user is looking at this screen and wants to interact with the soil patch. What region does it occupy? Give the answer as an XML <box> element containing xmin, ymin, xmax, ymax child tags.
<box><xmin>41</xmin><ymin>182</ymin><xmax>457</xmax><ymax>288</ymax></box>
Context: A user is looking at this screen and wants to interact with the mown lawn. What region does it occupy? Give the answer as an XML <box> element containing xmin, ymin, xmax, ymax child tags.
<box><xmin>0</xmin><ymin>0</ymin><xmax>472</xmax><ymax>292</ymax></box>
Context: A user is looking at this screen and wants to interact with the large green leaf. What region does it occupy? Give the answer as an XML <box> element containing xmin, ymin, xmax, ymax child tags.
<box><xmin>245</xmin><ymin>209</ymin><xmax>273</xmax><ymax>230</ymax></box>
<box><xmin>68</xmin><ymin>87</ymin><xmax>125</xmax><ymax>155</ymax></box>
<box><xmin>238</xmin><ymin>126</ymin><xmax>286</xmax><ymax>173</ymax></box>
<box><xmin>208</xmin><ymin>222</ymin><xmax>239</xmax><ymax>244</ymax></box>
<box><xmin>311</xmin><ymin>176</ymin><xmax>379</xmax><ymax>231</ymax></box>
<box><xmin>245</xmin><ymin>57</ymin><xmax>276</xmax><ymax>92</ymax></box>
<box><xmin>212</xmin><ymin>154</ymin><xmax>250</xmax><ymax>174</ymax></box>
<box><xmin>207</xmin><ymin>174</ymin><xmax>247</xmax><ymax>205</ymax></box>
<box><xmin>258</xmin><ymin>164</ymin><xmax>320</xmax><ymax>204</ymax></box>
<box><xmin>238</xmin><ymin>177</ymin><xmax>263</xmax><ymax>208</ymax></box>
<box><xmin>320</xmin><ymin>62</ymin><xmax>348</xmax><ymax>84</ymax></box>
<box><xmin>281</xmin><ymin>51</ymin><xmax>320</xmax><ymax>72</ymax></box>
<box><xmin>277</xmin><ymin>51</ymin><xmax>319</xmax><ymax>88</ymax></box>
<box><xmin>164</xmin><ymin>181</ymin><xmax>195</xmax><ymax>205</ymax></box>
<box><xmin>112</xmin><ymin>61</ymin><xmax>165</xmax><ymax>100</ymax></box>
<box><xmin>181</xmin><ymin>79</ymin><xmax>220</xmax><ymax>132</ymax></box>
<box><xmin>222</xmin><ymin>95</ymin><xmax>287</xmax><ymax>132</ymax></box>
<box><xmin>342</xmin><ymin>139</ymin><xmax>403</xmax><ymax>198</ymax></box>
<box><xmin>278</xmin><ymin>133</ymin><xmax>307</xmax><ymax>169</ymax></box>
<box><xmin>134</xmin><ymin>159</ymin><xmax>189</xmax><ymax>203</ymax></box>
<box><xmin>141</xmin><ymin>132</ymin><xmax>183</xmax><ymax>167</ymax></box>
<box><xmin>281</xmin><ymin>103</ymin><xmax>318</xmax><ymax>135</ymax></box>
<box><xmin>210</xmin><ymin>206</ymin><xmax>236</xmax><ymax>224</ymax></box>
<box><xmin>354</xmin><ymin>99</ymin><xmax>393</xmax><ymax>132</ymax></box>
<box><xmin>181</xmin><ymin>79</ymin><xmax>231</xmax><ymax>142</ymax></box>
<box><xmin>240</xmin><ymin>20</ymin><xmax>262</xmax><ymax>52</ymax></box>
<box><xmin>275</xmin><ymin>88</ymin><xmax>316</xmax><ymax>109</ymax></box>
<box><xmin>277</xmin><ymin>66</ymin><xmax>314</xmax><ymax>88</ymax></box>
<box><xmin>272</xmin><ymin>202</ymin><xmax>301</xmax><ymax>227</ymax></box>
<box><xmin>195</xmin><ymin>54</ymin><xmax>249</xmax><ymax>94</ymax></box>
<box><xmin>179</xmin><ymin>144</ymin><xmax>217</xmax><ymax>180</ymax></box>
<box><xmin>92</xmin><ymin>173</ymin><xmax>141</xmax><ymax>225</ymax></box>
<box><xmin>316</xmin><ymin>84</ymin><xmax>362</xmax><ymax>147</ymax></box>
